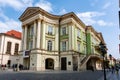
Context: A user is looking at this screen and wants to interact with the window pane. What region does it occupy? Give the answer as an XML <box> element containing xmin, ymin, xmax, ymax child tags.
<box><xmin>47</xmin><ymin>40</ymin><xmax>52</xmax><ymax>51</ymax></box>
<box><xmin>78</xmin><ymin>43</ymin><xmax>80</xmax><ymax>51</ymax></box>
<box><xmin>14</xmin><ymin>43</ymin><xmax>19</xmax><ymax>55</ymax></box>
<box><xmin>48</xmin><ymin>26</ymin><xmax>53</xmax><ymax>35</ymax></box>
<box><xmin>6</xmin><ymin>42</ymin><xmax>11</xmax><ymax>54</ymax></box>
<box><xmin>77</xmin><ymin>29</ymin><xmax>80</xmax><ymax>37</ymax></box>
<box><xmin>62</xmin><ymin>27</ymin><xmax>66</xmax><ymax>35</ymax></box>
<box><xmin>62</xmin><ymin>41</ymin><xmax>66</xmax><ymax>51</ymax></box>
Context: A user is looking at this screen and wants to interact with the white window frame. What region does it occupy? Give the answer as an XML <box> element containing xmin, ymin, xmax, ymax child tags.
<box><xmin>47</xmin><ymin>40</ymin><xmax>52</xmax><ymax>51</ymax></box>
<box><xmin>77</xmin><ymin>29</ymin><xmax>80</xmax><ymax>38</ymax></box>
<box><xmin>78</xmin><ymin>43</ymin><xmax>80</xmax><ymax>52</ymax></box>
<box><xmin>48</xmin><ymin>26</ymin><xmax>53</xmax><ymax>35</ymax></box>
<box><xmin>62</xmin><ymin>27</ymin><xmax>66</xmax><ymax>35</ymax></box>
<box><xmin>62</xmin><ymin>41</ymin><xmax>66</xmax><ymax>51</ymax></box>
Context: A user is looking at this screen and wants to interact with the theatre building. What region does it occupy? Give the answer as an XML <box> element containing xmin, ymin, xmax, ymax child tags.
<box><xmin>19</xmin><ymin>7</ymin><xmax>106</xmax><ymax>71</ymax></box>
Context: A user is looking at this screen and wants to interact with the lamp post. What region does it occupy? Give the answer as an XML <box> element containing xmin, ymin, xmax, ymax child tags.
<box><xmin>109</xmin><ymin>54</ymin><xmax>112</xmax><ymax>67</ymax></box>
<box><xmin>99</xmin><ymin>42</ymin><xmax>107</xmax><ymax>80</ymax></box>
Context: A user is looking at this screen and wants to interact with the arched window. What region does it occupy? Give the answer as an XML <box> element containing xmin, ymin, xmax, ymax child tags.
<box><xmin>47</xmin><ymin>40</ymin><xmax>52</xmax><ymax>51</ymax></box>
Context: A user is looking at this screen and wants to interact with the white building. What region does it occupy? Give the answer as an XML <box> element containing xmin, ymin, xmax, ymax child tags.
<box><xmin>0</xmin><ymin>30</ymin><xmax>22</xmax><ymax>67</ymax></box>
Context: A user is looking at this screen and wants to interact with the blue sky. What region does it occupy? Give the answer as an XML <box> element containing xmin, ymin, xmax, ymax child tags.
<box><xmin>0</xmin><ymin>0</ymin><xmax>119</xmax><ymax>58</ymax></box>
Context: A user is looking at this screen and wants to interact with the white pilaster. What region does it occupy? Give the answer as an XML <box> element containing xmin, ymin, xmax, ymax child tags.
<box><xmin>71</xmin><ymin>25</ymin><xmax>74</xmax><ymax>50</ymax></box>
<box><xmin>41</xmin><ymin>21</ymin><xmax>46</xmax><ymax>49</ymax></box>
<box><xmin>24</xmin><ymin>25</ymin><xmax>27</xmax><ymax>50</ymax></box>
<box><xmin>21</xmin><ymin>26</ymin><xmax>24</xmax><ymax>51</ymax></box>
<box><xmin>33</xmin><ymin>20</ymin><xmax>37</xmax><ymax>49</ymax></box>
<box><xmin>55</xmin><ymin>26</ymin><xmax>58</xmax><ymax>51</ymax></box>
<box><xmin>36</xmin><ymin>19</ymin><xmax>41</xmax><ymax>49</ymax></box>
<box><xmin>69</xmin><ymin>24</ymin><xmax>72</xmax><ymax>50</ymax></box>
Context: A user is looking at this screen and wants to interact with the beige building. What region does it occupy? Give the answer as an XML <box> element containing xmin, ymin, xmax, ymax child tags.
<box><xmin>19</xmin><ymin>7</ymin><xmax>106</xmax><ymax>71</ymax></box>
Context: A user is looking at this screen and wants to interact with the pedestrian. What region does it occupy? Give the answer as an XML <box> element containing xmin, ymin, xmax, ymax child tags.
<box><xmin>12</xmin><ymin>64</ymin><xmax>15</xmax><ymax>71</ymax></box>
<box><xmin>116</xmin><ymin>66</ymin><xmax>119</xmax><ymax>75</ymax></box>
<box><xmin>111</xmin><ymin>66</ymin><xmax>114</xmax><ymax>74</ymax></box>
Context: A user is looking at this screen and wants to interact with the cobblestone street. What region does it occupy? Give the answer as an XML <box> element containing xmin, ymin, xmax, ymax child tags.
<box><xmin>0</xmin><ymin>70</ymin><xmax>111</xmax><ymax>80</ymax></box>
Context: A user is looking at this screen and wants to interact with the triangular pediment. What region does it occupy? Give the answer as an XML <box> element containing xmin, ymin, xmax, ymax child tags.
<box><xmin>19</xmin><ymin>7</ymin><xmax>40</xmax><ymax>21</ymax></box>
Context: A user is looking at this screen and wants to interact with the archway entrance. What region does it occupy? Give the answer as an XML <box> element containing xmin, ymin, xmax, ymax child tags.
<box><xmin>45</xmin><ymin>58</ymin><xmax>54</xmax><ymax>69</ymax></box>
<box><xmin>86</xmin><ymin>57</ymin><xmax>101</xmax><ymax>70</ymax></box>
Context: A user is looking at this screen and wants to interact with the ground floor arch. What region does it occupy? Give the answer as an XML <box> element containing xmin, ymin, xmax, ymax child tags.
<box><xmin>86</xmin><ymin>57</ymin><xmax>102</xmax><ymax>70</ymax></box>
<box><xmin>45</xmin><ymin>58</ymin><xmax>54</xmax><ymax>70</ymax></box>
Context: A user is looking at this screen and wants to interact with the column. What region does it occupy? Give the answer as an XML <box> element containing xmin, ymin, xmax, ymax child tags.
<box><xmin>36</xmin><ymin>19</ymin><xmax>41</xmax><ymax>49</ymax></box>
<box><xmin>21</xmin><ymin>26</ymin><xmax>24</xmax><ymax>51</ymax></box>
<box><xmin>69</xmin><ymin>25</ymin><xmax>72</xmax><ymax>50</ymax></box>
<box><xmin>33</xmin><ymin>20</ymin><xmax>37</xmax><ymax>49</ymax></box>
<box><xmin>24</xmin><ymin>25</ymin><xmax>27</xmax><ymax>50</ymax></box>
<box><xmin>41</xmin><ymin>21</ymin><xmax>46</xmax><ymax>49</ymax></box>
<box><xmin>55</xmin><ymin>26</ymin><xmax>58</xmax><ymax>51</ymax></box>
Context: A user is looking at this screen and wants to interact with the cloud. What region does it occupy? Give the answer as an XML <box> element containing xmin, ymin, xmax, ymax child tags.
<box><xmin>0</xmin><ymin>10</ymin><xmax>21</xmax><ymax>33</ymax></box>
<box><xmin>0</xmin><ymin>0</ymin><xmax>53</xmax><ymax>12</ymax></box>
<box><xmin>0</xmin><ymin>12</ymin><xmax>9</xmax><ymax>21</ymax></box>
<box><xmin>0</xmin><ymin>19</ymin><xmax>21</xmax><ymax>33</ymax></box>
<box><xmin>0</xmin><ymin>0</ymin><xmax>54</xmax><ymax>33</ymax></box>
<box><xmin>76</xmin><ymin>12</ymin><xmax>113</xmax><ymax>26</ymax></box>
<box><xmin>102</xmin><ymin>2</ymin><xmax>111</xmax><ymax>9</ymax></box>
<box><xmin>0</xmin><ymin>0</ymin><xmax>33</xmax><ymax>11</ymax></box>
<box><xmin>77</xmin><ymin>12</ymin><xmax>105</xmax><ymax>18</ymax></box>
<box><xmin>76</xmin><ymin>11</ymin><xmax>113</xmax><ymax>26</ymax></box>
<box><xmin>76</xmin><ymin>12</ymin><xmax>104</xmax><ymax>25</ymax></box>
<box><xmin>58</xmin><ymin>9</ymin><xmax>67</xmax><ymax>15</ymax></box>
<box><xmin>34</xmin><ymin>0</ymin><xmax>53</xmax><ymax>12</ymax></box>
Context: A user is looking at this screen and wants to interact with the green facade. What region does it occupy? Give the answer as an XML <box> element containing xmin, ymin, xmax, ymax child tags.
<box><xmin>86</xmin><ymin>33</ymin><xmax>91</xmax><ymax>55</ymax></box>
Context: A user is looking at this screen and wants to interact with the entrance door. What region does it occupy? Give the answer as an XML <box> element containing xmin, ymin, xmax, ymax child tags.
<box><xmin>23</xmin><ymin>58</ymin><xmax>30</xmax><ymax>70</ymax></box>
<box><xmin>61</xmin><ymin>57</ymin><xmax>67</xmax><ymax>70</ymax></box>
<box><xmin>45</xmin><ymin>58</ymin><xmax>54</xmax><ymax>69</ymax></box>
<box><xmin>73</xmin><ymin>56</ymin><xmax>78</xmax><ymax>71</ymax></box>
<box><xmin>7</xmin><ymin>60</ymin><xmax>11</xmax><ymax>68</ymax></box>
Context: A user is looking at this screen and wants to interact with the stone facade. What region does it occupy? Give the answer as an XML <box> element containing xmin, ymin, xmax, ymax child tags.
<box><xmin>19</xmin><ymin>7</ymin><xmax>106</xmax><ymax>71</ymax></box>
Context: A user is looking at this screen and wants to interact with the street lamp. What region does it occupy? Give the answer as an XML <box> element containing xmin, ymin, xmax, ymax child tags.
<box><xmin>109</xmin><ymin>54</ymin><xmax>112</xmax><ymax>67</ymax></box>
<box><xmin>99</xmin><ymin>42</ymin><xmax>107</xmax><ymax>80</ymax></box>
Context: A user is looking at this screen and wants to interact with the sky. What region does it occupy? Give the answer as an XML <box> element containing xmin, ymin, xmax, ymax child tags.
<box><xmin>0</xmin><ymin>0</ymin><xmax>119</xmax><ymax>59</ymax></box>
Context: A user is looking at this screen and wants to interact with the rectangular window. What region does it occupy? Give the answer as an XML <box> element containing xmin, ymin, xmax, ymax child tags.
<box><xmin>62</xmin><ymin>27</ymin><xmax>66</xmax><ymax>35</ymax></box>
<box><xmin>48</xmin><ymin>26</ymin><xmax>53</xmax><ymax>35</ymax></box>
<box><xmin>6</xmin><ymin>42</ymin><xmax>12</xmax><ymax>54</ymax></box>
<box><xmin>91</xmin><ymin>46</ymin><xmax>94</xmax><ymax>53</ymax></box>
<box><xmin>77</xmin><ymin>29</ymin><xmax>80</xmax><ymax>38</ymax></box>
<box><xmin>27</xmin><ymin>25</ymin><xmax>34</xmax><ymax>50</ymax></box>
<box><xmin>47</xmin><ymin>40</ymin><xmax>52</xmax><ymax>51</ymax></box>
<box><xmin>28</xmin><ymin>41</ymin><xmax>33</xmax><ymax>49</ymax></box>
<box><xmin>83</xmin><ymin>32</ymin><xmax>86</xmax><ymax>41</ymax></box>
<box><xmin>62</xmin><ymin>41</ymin><xmax>66</xmax><ymax>51</ymax></box>
<box><xmin>78</xmin><ymin>43</ymin><xmax>80</xmax><ymax>52</ymax></box>
<box><xmin>28</xmin><ymin>25</ymin><xmax>34</xmax><ymax>38</ymax></box>
<box><xmin>14</xmin><ymin>43</ymin><xmax>19</xmax><ymax>55</ymax></box>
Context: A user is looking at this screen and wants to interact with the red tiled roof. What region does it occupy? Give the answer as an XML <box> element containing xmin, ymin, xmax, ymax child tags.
<box><xmin>5</xmin><ymin>30</ymin><xmax>21</xmax><ymax>39</ymax></box>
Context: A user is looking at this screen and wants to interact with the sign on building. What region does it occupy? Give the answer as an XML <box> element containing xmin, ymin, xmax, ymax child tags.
<box><xmin>23</xmin><ymin>50</ymin><xmax>30</xmax><ymax>58</ymax></box>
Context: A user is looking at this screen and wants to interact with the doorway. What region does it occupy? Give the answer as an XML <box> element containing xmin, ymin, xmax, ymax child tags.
<box><xmin>61</xmin><ymin>57</ymin><xmax>67</xmax><ymax>70</ymax></box>
<box><xmin>45</xmin><ymin>58</ymin><xmax>54</xmax><ymax>69</ymax></box>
